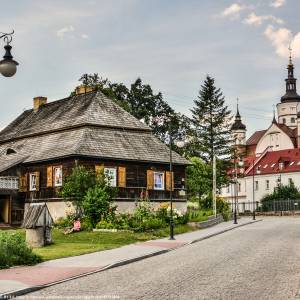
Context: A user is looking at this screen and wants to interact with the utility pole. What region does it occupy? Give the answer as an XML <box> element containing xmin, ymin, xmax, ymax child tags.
<box><xmin>213</xmin><ymin>155</ymin><xmax>217</xmax><ymax>218</ymax></box>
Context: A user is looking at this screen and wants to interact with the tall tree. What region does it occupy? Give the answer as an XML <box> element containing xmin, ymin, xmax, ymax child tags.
<box><xmin>189</xmin><ymin>75</ymin><xmax>232</xmax><ymax>163</ymax></box>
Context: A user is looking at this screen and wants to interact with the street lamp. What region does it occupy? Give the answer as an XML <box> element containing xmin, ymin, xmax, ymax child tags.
<box><xmin>168</xmin><ymin>123</ymin><xmax>185</xmax><ymax>240</ymax></box>
<box><xmin>233</xmin><ymin>157</ymin><xmax>244</xmax><ymax>225</ymax></box>
<box><xmin>0</xmin><ymin>31</ymin><xmax>18</xmax><ymax>77</ymax></box>
<box><xmin>252</xmin><ymin>163</ymin><xmax>261</xmax><ymax>220</ymax></box>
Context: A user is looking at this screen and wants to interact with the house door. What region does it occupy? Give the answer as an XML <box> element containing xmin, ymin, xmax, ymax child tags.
<box><xmin>0</xmin><ymin>196</ymin><xmax>10</xmax><ymax>224</ymax></box>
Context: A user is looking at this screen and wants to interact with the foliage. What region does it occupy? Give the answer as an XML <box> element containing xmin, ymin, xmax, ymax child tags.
<box><xmin>95</xmin><ymin>201</ymin><xmax>188</xmax><ymax>232</ymax></box>
<box><xmin>260</xmin><ymin>181</ymin><xmax>300</xmax><ymax>212</ymax></box>
<box><xmin>60</xmin><ymin>166</ymin><xmax>96</xmax><ymax>213</ymax></box>
<box><xmin>188</xmin><ymin>75</ymin><xmax>232</xmax><ymax>162</ymax></box>
<box><xmin>186</xmin><ymin>157</ymin><xmax>211</xmax><ymax>198</ymax></box>
<box><xmin>189</xmin><ymin>195</ymin><xmax>230</xmax><ymax>221</ymax></box>
<box><xmin>60</xmin><ymin>165</ymin><xmax>117</xmax><ymax>227</ymax></box>
<box><xmin>82</xmin><ymin>171</ymin><xmax>117</xmax><ymax>228</ymax></box>
<box><xmin>261</xmin><ymin>181</ymin><xmax>300</xmax><ymax>202</ymax></box>
<box><xmin>0</xmin><ymin>231</ymin><xmax>42</xmax><ymax>268</ymax></box>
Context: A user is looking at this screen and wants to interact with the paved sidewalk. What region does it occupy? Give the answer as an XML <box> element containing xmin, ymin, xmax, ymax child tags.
<box><xmin>0</xmin><ymin>217</ymin><xmax>261</xmax><ymax>299</ymax></box>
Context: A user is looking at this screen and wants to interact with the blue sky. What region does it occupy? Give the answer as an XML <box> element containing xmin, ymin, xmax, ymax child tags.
<box><xmin>0</xmin><ymin>0</ymin><xmax>298</xmax><ymax>136</ymax></box>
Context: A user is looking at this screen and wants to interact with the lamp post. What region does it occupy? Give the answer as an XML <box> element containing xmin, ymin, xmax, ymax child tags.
<box><xmin>233</xmin><ymin>156</ymin><xmax>244</xmax><ymax>224</ymax></box>
<box><xmin>0</xmin><ymin>30</ymin><xmax>18</xmax><ymax>77</ymax></box>
<box><xmin>252</xmin><ymin>163</ymin><xmax>261</xmax><ymax>220</ymax></box>
<box><xmin>168</xmin><ymin>124</ymin><xmax>185</xmax><ymax>240</ymax></box>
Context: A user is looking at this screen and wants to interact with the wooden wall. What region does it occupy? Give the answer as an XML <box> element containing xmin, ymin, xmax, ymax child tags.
<box><xmin>18</xmin><ymin>157</ymin><xmax>187</xmax><ymax>202</ymax></box>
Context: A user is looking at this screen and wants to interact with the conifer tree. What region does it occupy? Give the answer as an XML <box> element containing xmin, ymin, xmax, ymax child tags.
<box><xmin>189</xmin><ymin>75</ymin><xmax>232</xmax><ymax>163</ymax></box>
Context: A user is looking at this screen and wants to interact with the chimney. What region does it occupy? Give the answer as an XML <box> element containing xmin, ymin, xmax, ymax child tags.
<box><xmin>33</xmin><ymin>96</ymin><xmax>47</xmax><ymax>112</ymax></box>
<box><xmin>75</xmin><ymin>85</ymin><xmax>93</xmax><ymax>95</ymax></box>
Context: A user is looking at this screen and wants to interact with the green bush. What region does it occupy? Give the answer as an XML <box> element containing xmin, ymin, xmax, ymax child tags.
<box><xmin>54</xmin><ymin>216</ymin><xmax>74</xmax><ymax>229</ymax></box>
<box><xmin>0</xmin><ymin>232</ymin><xmax>42</xmax><ymax>269</ymax></box>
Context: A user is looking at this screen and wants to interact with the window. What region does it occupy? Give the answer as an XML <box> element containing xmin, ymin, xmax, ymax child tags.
<box><xmin>54</xmin><ymin>167</ymin><xmax>63</xmax><ymax>187</ymax></box>
<box><xmin>154</xmin><ymin>172</ymin><xmax>164</xmax><ymax>190</ymax></box>
<box><xmin>238</xmin><ymin>183</ymin><xmax>241</xmax><ymax>192</ymax></box>
<box><xmin>104</xmin><ymin>168</ymin><xmax>117</xmax><ymax>187</ymax></box>
<box><xmin>281</xmin><ymin>108</ymin><xmax>286</xmax><ymax>111</ymax></box>
<box><xmin>283</xmin><ymin>118</ymin><xmax>286</xmax><ymax>124</ymax></box>
<box><xmin>30</xmin><ymin>173</ymin><xmax>37</xmax><ymax>191</ymax></box>
<box><xmin>291</xmin><ymin>107</ymin><xmax>296</xmax><ymax>111</ymax></box>
<box><xmin>266</xmin><ymin>180</ymin><xmax>270</xmax><ymax>190</ymax></box>
<box><xmin>291</xmin><ymin>117</ymin><xmax>295</xmax><ymax>123</ymax></box>
<box><xmin>279</xmin><ymin>162</ymin><xmax>284</xmax><ymax>170</ymax></box>
<box><xmin>255</xmin><ymin>181</ymin><xmax>259</xmax><ymax>191</ymax></box>
<box><xmin>6</xmin><ymin>148</ymin><xmax>16</xmax><ymax>155</ymax></box>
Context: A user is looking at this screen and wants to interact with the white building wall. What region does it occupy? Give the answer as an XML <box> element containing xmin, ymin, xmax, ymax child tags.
<box><xmin>220</xmin><ymin>171</ymin><xmax>300</xmax><ymax>212</ymax></box>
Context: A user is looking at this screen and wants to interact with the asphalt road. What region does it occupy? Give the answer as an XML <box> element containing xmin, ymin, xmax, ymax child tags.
<box><xmin>25</xmin><ymin>217</ymin><xmax>300</xmax><ymax>300</ymax></box>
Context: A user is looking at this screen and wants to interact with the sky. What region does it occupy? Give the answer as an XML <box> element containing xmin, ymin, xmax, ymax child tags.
<box><xmin>0</xmin><ymin>0</ymin><xmax>299</xmax><ymax>137</ymax></box>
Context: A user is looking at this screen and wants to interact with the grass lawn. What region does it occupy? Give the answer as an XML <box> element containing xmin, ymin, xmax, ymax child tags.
<box><xmin>11</xmin><ymin>224</ymin><xmax>196</xmax><ymax>261</ymax></box>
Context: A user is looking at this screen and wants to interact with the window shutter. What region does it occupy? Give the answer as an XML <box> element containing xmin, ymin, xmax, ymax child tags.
<box><xmin>35</xmin><ymin>171</ymin><xmax>40</xmax><ymax>192</ymax></box>
<box><xmin>147</xmin><ymin>170</ymin><xmax>154</xmax><ymax>190</ymax></box>
<box><xmin>166</xmin><ymin>171</ymin><xmax>174</xmax><ymax>191</ymax></box>
<box><xmin>118</xmin><ymin>167</ymin><xmax>126</xmax><ymax>188</ymax></box>
<box><xmin>19</xmin><ymin>174</ymin><xmax>28</xmax><ymax>192</ymax></box>
<box><xmin>47</xmin><ymin>166</ymin><xmax>53</xmax><ymax>187</ymax></box>
<box><xmin>95</xmin><ymin>164</ymin><xmax>104</xmax><ymax>176</ymax></box>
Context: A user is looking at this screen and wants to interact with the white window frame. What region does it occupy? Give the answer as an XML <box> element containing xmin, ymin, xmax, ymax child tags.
<box><xmin>154</xmin><ymin>171</ymin><xmax>165</xmax><ymax>190</ymax></box>
<box><xmin>104</xmin><ymin>167</ymin><xmax>117</xmax><ymax>187</ymax></box>
<box><xmin>29</xmin><ymin>173</ymin><xmax>37</xmax><ymax>191</ymax></box>
<box><xmin>54</xmin><ymin>166</ymin><xmax>63</xmax><ymax>187</ymax></box>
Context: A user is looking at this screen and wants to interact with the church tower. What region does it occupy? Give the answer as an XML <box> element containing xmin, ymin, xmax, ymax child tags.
<box><xmin>231</xmin><ymin>102</ymin><xmax>247</xmax><ymax>156</ymax></box>
<box><xmin>277</xmin><ymin>48</ymin><xmax>300</xmax><ymax>129</ymax></box>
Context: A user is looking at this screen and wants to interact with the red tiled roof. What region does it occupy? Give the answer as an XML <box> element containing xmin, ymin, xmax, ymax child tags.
<box><xmin>246</xmin><ymin>130</ymin><xmax>266</xmax><ymax>145</ymax></box>
<box><xmin>244</xmin><ymin>148</ymin><xmax>300</xmax><ymax>176</ymax></box>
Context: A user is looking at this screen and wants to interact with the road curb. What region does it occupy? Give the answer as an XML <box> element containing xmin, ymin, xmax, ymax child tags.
<box><xmin>0</xmin><ymin>219</ymin><xmax>262</xmax><ymax>299</ymax></box>
<box><xmin>188</xmin><ymin>219</ymin><xmax>263</xmax><ymax>245</ymax></box>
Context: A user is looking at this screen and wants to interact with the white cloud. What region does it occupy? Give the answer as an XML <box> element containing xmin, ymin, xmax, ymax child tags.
<box><xmin>56</xmin><ymin>25</ymin><xmax>74</xmax><ymax>39</ymax></box>
<box><xmin>264</xmin><ymin>25</ymin><xmax>292</xmax><ymax>57</ymax></box>
<box><xmin>222</xmin><ymin>3</ymin><xmax>244</xmax><ymax>19</ymax></box>
<box><xmin>270</xmin><ymin>0</ymin><xmax>286</xmax><ymax>8</ymax></box>
<box><xmin>243</xmin><ymin>12</ymin><xmax>284</xmax><ymax>26</ymax></box>
<box><xmin>81</xmin><ymin>34</ymin><xmax>89</xmax><ymax>39</ymax></box>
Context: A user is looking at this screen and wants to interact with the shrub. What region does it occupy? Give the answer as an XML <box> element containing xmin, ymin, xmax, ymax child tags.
<box><xmin>54</xmin><ymin>217</ymin><xmax>73</xmax><ymax>229</ymax></box>
<box><xmin>83</xmin><ymin>185</ymin><xmax>116</xmax><ymax>228</ymax></box>
<box><xmin>0</xmin><ymin>232</ymin><xmax>42</xmax><ymax>269</ymax></box>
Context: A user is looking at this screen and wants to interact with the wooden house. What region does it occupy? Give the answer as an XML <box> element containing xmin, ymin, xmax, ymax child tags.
<box><xmin>0</xmin><ymin>88</ymin><xmax>189</xmax><ymax>226</ymax></box>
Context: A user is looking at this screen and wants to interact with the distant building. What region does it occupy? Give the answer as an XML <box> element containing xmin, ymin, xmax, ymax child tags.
<box><xmin>221</xmin><ymin>53</ymin><xmax>300</xmax><ymax>212</ymax></box>
<box><xmin>0</xmin><ymin>87</ymin><xmax>189</xmax><ymax>226</ymax></box>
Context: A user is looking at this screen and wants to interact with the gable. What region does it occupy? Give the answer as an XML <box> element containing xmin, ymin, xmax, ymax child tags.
<box><xmin>255</xmin><ymin>123</ymin><xmax>295</xmax><ymax>154</ymax></box>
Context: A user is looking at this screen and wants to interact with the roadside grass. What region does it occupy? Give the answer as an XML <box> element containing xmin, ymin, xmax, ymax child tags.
<box><xmin>9</xmin><ymin>224</ymin><xmax>196</xmax><ymax>261</ymax></box>
<box><xmin>188</xmin><ymin>209</ymin><xmax>213</xmax><ymax>222</ymax></box>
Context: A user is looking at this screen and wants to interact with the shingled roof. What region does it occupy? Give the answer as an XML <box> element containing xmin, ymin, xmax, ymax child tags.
<box><xmin>0</xmin><ymin>91</ymin><xmax>151</xmax><ymax>143</ymax></box>
<box><xmin>0</xmin><ymin>91</ymin><xmax>189</xmax><ymax>169</ymax></box>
